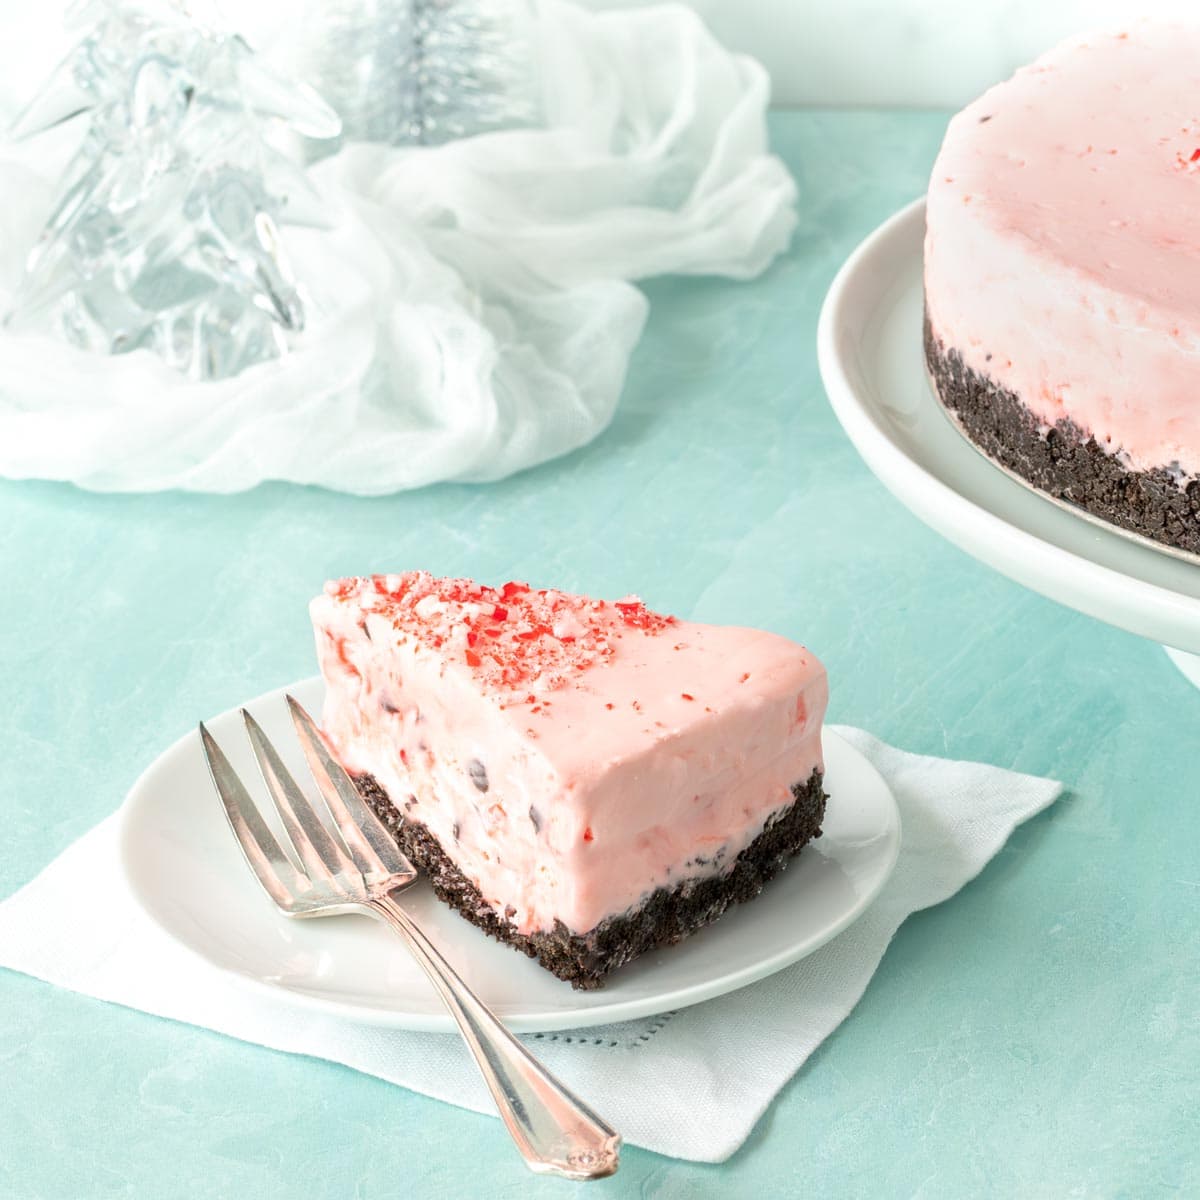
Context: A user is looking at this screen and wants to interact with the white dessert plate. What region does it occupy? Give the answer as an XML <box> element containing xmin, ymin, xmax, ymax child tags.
<box><xmin>116</xmin><ymin>677</ymin><xmax>901</xmax><ymax>1033</ymax></box>
<box><xmin>817</xmin><ymin>197</ymin><xmax>1200</xmax><ymax>682</ymax></box>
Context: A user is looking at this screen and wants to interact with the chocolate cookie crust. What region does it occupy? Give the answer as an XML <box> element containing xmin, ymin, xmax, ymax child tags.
<box><xmin>354</xmin><ymin>771</ymin><xmax>827</xmax><ymax>990</ymax></box>
<box><xmin>924</xmin><ymin>314</ymin><xmax>1200</xmax><ymax>556</ymax></box>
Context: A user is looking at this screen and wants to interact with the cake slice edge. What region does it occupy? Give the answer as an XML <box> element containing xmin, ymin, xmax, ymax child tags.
<box><xmin>353</xmin><ymin>767</ymin><xmax>827</xmax><ymax>989</ymax></box>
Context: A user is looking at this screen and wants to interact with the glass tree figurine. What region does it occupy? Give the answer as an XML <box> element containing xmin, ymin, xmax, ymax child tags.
<box><xmin>6</xmin><ymin>0</ymin><xmax>341</xmax><ymax>380</ymax></box>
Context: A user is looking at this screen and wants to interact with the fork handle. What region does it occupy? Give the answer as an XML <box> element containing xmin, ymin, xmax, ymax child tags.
<box><xmin>369</xmin><ymin>892</ymin><xmax>621</xmax><ymax>1181</ymax></box>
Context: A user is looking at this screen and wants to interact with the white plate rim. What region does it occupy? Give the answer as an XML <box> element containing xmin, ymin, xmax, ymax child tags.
<box><xmin>116</xmin><ymin>679</ymin><xmax>902</xmax><ymax>1033</ymax></box>
<box><xmin>817</xmin><ymin>196</ymin><xmax>1200</xmax><ymax>656</ymax></box>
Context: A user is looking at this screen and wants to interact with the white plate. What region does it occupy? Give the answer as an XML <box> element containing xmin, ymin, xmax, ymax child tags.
<box><xmin>116</xmin><ymin>678</ymin><xmax>901</xmax><ymax>1032</ymax></box>
<box><xmin>817</xmin><ymin>197</ymin><xmax>1200</xmax><ymax>660</ymax></box>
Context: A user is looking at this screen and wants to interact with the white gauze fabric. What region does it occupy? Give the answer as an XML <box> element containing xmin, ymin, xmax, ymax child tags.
<box><xmin>0</xmin><ymin>0</ymin><xmax>797</xmax><ymax>494</ymax></box>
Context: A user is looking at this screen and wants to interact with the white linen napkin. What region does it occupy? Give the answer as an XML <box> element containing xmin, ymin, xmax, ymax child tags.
<box><xmin>0</xmin><ymin>727</ymin><xmax>1061</xmax><ymax>1162</ymax></box>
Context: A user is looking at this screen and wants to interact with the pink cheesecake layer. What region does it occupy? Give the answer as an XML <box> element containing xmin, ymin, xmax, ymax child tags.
<box><xmin>311</xmin><ymin>573</ymin><xmax>827</xmax><ymax>936</ymax></box>
<box><xmin>925</xmin><ymin>23</ymin><xmax>1200</xmax><ymax>477</ymax></box>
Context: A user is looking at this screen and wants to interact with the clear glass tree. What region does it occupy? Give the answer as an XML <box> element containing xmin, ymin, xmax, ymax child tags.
<box><xmin>6</xmin><ymin>0</ymin><xmax>341</xmax><ymax>380</ymax></box>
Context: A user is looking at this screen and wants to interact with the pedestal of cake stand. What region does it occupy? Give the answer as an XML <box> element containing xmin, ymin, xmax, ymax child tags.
<box><xmin>1165</xmin><ymin>647</ymin><xmax>1200</xmax><ymax>689</ymax></box>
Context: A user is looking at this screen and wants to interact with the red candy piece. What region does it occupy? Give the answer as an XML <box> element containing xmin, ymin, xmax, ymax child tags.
<box><xmin>337</xmin><ymin>573</ymin><xmax>678</xmax><ymax>697</ymax></box>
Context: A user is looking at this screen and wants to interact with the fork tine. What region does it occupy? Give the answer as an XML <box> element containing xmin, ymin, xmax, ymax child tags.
<box><xmin>286</xmin><ymin>695</ymin><xmax>415</xmax><ymax>879</ymax></box>
<box><xmin>283</xmin><ymin>700</ymin><xmax>391</xmax><ymax>878</ymax></box>
<box><xmin>199</xmin><ymin>722</ymin><xmax>308</xmax><ymax>910</ymax></box>
<box><xmin>284</xmin><ymin>700</ymin><xmax>385</xmax><ymax>880</ymax></box>
<box><xmin>241</xmin><ymin>709</ymin><xmax>361</xmax><ymax>887</ymax></box>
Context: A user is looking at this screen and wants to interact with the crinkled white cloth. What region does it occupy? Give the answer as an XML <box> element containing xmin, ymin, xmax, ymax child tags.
<box><xmin>0</xmin><ymin>1</ymin><xmax>796</xmax><ymax>493</ymax></box>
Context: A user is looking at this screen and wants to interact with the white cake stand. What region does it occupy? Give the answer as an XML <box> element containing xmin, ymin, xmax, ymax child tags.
<box><xmin>817</xmin><ymin>198</ymin><xmax>1200</xmax><ymax>688</ymax></box>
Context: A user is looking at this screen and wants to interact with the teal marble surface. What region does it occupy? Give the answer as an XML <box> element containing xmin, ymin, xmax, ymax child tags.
<box><xmin>2</xmin><ymin>110</ymin><xmax>1198</xmax><ymax>1199</ymax></box>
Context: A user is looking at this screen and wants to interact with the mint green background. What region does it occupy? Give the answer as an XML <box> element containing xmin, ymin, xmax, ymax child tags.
<box><xmin>2</xmin><ymin>112</ymin><xmax>1197</xmax><ymax>1198</ymax></box>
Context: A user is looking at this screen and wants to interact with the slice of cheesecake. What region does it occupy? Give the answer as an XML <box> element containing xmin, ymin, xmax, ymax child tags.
<box><xmin>311</xmin><ymin>572</ymin><xmax>828</xmax><ymax>988</ymax></box>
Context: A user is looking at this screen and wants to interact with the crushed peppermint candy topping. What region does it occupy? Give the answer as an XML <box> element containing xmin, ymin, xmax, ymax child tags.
<box><xmin>326</xmin><ymin>572</ymin><xmax>676</xmax><ymax>696</ymax></box>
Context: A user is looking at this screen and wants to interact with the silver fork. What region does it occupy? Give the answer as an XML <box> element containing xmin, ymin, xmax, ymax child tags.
<box><xmin>198</xmin><ymin>694</ymin><xmax>620</xmax><ymax>1181</ymax></box>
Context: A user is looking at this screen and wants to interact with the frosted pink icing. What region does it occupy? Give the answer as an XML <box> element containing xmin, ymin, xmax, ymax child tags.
<box><xmin>925</xmin><ymin>24</ymin><xmax>1200</xmax><ymax>477</ymax></box>
<box><xmin>310</xmin><ymin>573</ymin><xmax>827</xmax><ymax>936</ymax></box>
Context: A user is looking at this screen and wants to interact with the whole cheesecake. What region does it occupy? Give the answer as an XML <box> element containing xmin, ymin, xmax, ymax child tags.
<box><xmin>924</xmin><ymin>24</ymin><xmax>1200</xmax><ymax>556</ymax></box>
<box><xmin>311</xmin><ymin>572</ymin><xmax>828</xmax><ymax>988</ymax></box>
